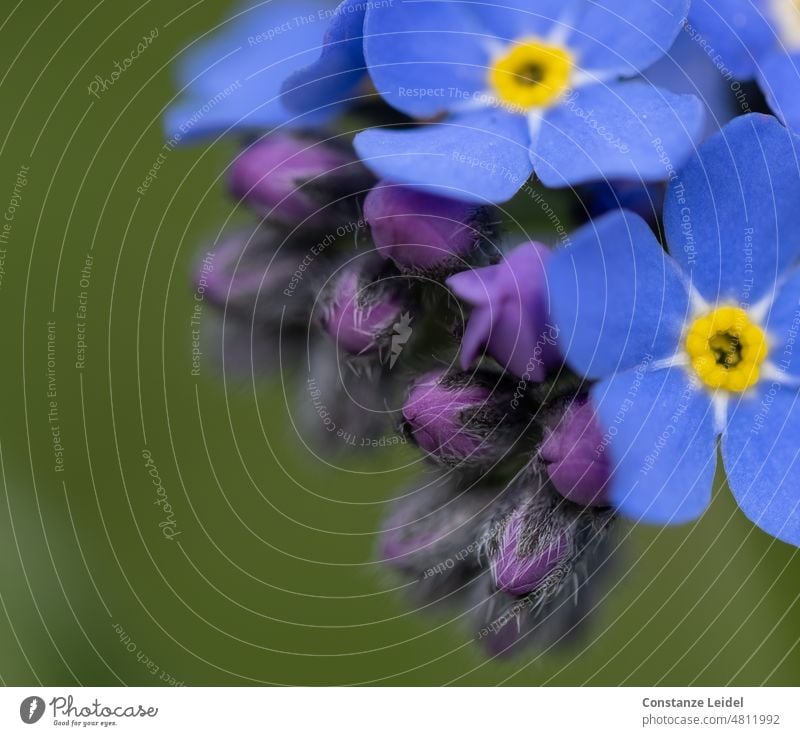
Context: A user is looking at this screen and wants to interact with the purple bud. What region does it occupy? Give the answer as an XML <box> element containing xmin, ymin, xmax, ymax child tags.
<box><xmin>473</xmin><ymin>475</ymin><xmax>614</xmax><ymax>656</ymax></box>
<box><xmin>364</xmin><ymin>181</ymin><xmax>495</xmax><ymax>275</ymax></box>
<box><xmin>196</xmin><ymin>230</ymin><xmax>310</xmax><ymax>326</ymax></box>
<box><xmin>483</xmin><ymin>476</ymin><xmax>614</xmax><ymax>601</ymax></box>
<box><xmin>296</xmin><ymin>336</ymin><xmax>399</xmax><ymax>456</ymax></box>
<box><xmin>491</xmin><ymin>510</ymin><xmax>569</xmax><ymax>596</ymax></box>
<box><xmin>380</xmin><ymin>475</ymin><xmax>478</xmax><ymax>567</ymax></box>
<box><xmin>540</xmin><ymin>397</ymin><xmax>611</xmax><ymax>507</ymax></box>
<box><xmin>381</xmin><ymin>515</ymin><xmax>440</xmax><ymax>564</ymax></box>
<box><xmin>401</xmin><ymin>370</ymin><xmax>519</xmax><ymax>467</ymax></box>
<box><xmin>229</xmin><ymin>135</ymin><xmax>368</xmax><ymax>225</ymax></box>
<box><xmin>321</xmin><ymin>263</ymin><xmax>408</xmax><ymax>357</ymax></box>
<box><xmin>475</xmin><ymin>478</ymin><xmax>614</xmax><ymax>655</ymax></box>
<box><xmin>447</xmin><ymin>242</ymin><xmax>560</xmax><ymax>381</ymax></box>
<box><xmin>481</xmin><ymin>617</ymin><xmax>526</xmax><ymax>658</ymax></box>
<box><xmin>378</xmin><ymin>474</ymin><xmax>502</xmax><ymax>602</ymax></box>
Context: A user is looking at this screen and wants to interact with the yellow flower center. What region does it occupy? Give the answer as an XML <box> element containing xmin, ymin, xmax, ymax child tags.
<box><xmin>488</xmin><ymin>38</ymin><xmax>573</xmax><ymax>111</ymax></box>
<box><xmin>771</xmin><ymin>0</ymin><xmax>800</xmax><ymax>50</ymax></box>
<box><xmin>685</xmin><ymin>306</ymin><xmax>768</xmax><ymax>392</ymax></box>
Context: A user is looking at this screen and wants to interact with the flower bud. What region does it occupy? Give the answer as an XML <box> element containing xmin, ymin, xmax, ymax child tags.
<box><xmin>321</xmin><ymin>261</ymin><xmax>409</xmax><ymax>358</ymax></box>
<box><xmin>477</xmin><ymin>477</ymin><xmax>614</xmax><ymax>656</ymax></box>
<box><xmin>491</xmin><ymin>510</ymin><xmax>570</xmax><ymax>596</ymax></box>
<box><xmin>379</xmin><ymin>474</ymin><xmax>502</xmax><ymax>602</ymax></box>
<box><xmin>446</xmin><ymin>242</ymin><xmax>560</xmax><ymax>380</ymax></box>
<box><xmin>295</xmin><ymin>336</ymin><xmax>400</xmax><ymax>456</ymax></box>
<box><xmin>380</xmin><ymin>475</ymin><xmax>482</xmax><ymax>569</ymax></box>
<box><xmin>540</xmin><ymin>396</ymin><xmax>611</xmax><ymax>507</ymax></box>
<box><xmin>364</xmin><ymin>181</ymin><xmax>497</xmax><ymax>275</ymax></box>
<box><xmin>401</xmin><ymin>370</ymin><xmax>522</xmax><ymax>467</ymax></box>
<box><xmin>203</xmin><ymin>311</ymin><xmax>300</xmax><ymax>380</ymax></box>
<box><xmin>229</xmin><ymin>134</ymin><xmax>371</xmax><ymax>225</ymax></box>
<box><xmin>196</xmin><ymin>229</ymin><xmax>312</xmax><ymax>326</ymax></box>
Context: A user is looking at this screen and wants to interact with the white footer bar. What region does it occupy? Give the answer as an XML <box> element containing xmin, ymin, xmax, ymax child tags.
<box><xmin>0</xmin><ymin>687</ymin><xmax>797</xmax><ymax>734</ymax></box>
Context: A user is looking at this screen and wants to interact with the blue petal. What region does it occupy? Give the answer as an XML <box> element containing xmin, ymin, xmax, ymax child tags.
<box><xmin>281</xmin><ymin>0</ymin><xmax>368</xmax><ymax>116</ymax></box>
<box><xmin>689</xmin><ymin>0</ymin><xmax>776</xmax><ymax>80</ymax></box>
<box><xmin>166</xmin><ymin>0</ymin><xmax>333</xmax><ymax>144</ymax></box>
<box><xmin>758</xmin><ymin>266</ymin><xmax>800</xmax><ymax>381</ymax></box>
<box><xmin>724</xmin><ymin>385</ymin><xmax>800</xmax><ymax>546</ymax></box>
<box><xmin>459</xmin><ymin>0</ymin><xmax>571</xmax><ymax>41</ymax></box>
<box><xmin>593</xmin><ymin>367</ymin><xmax>717</xmax><ymax>524</ymax></box>
<box><xmin>362</xmin><ymin>1</ymin><xmax>491</xmax><ymax>118</ymax></box>
<box><xmin>353</xmin><ymin>110</ymin><xmax>533</xmax><ymax>203</ymax></box>
<box><xmin>548</xmin><ymin>210</ymin><xmax>691</xmax><ymax>380</ymax></box>
<box><xmin>571</xmin><ymin>0</ymin><xmax>690</xmax><ymax>77</ymax></box>
<box><xmin>164</xmin><ymin>96</ymin><xmax>299</xmax><ymax>146</ymax></box>
<box><xmin>663</xmin><ymin>113</ymin><xmax>800</xmax><ymax>304</ymax></box>
<box><xmin>758</xmin><ymin>51</ymin><xmax>800</xmax><ymax>133</ymax></box>
<box><xmin>534</xmin><ymin>81</ymin><xmax>704</xmax><ymax>188</ymax></box>
<box><xmin>642</xmin><ymin>28</ymin><xmax>737</xmax><ymax>137</ymax></box>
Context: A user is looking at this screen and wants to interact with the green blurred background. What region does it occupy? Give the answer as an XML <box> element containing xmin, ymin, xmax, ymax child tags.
<box><xmin>0</xmin><ymin>0</ymin><xmax>798</xmax><ymax>686</ymax></box>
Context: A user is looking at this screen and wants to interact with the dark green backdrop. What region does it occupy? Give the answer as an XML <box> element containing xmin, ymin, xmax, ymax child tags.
<box><xmin>0</xmin><ymin>0</ymin><xmax>798</xmax><ymax>685</ymax></box>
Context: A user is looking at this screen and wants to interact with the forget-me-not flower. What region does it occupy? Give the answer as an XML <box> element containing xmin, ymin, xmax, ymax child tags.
<box><xmin>339</xmin><ymin>0</ymin><xmax>704</xmax><ymax>202</ymax></box>
<box><xmin>548</xmin><ymin>113</ymin><xmax>800</xmax><ymax>547</ymax></box>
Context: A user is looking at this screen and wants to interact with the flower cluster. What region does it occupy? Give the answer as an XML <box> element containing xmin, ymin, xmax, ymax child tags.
<box><xmin>170</xmin><ymin>0</ymin><xmax>800</xmax><ymax>657</ymax></box>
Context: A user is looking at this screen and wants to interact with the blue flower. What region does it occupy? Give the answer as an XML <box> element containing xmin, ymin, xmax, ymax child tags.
<box><xmin>548</xmin><ymin>113</ymin><xmax>800</xmax><ymax>546</ymax></box>
<box><xmin>327</xmin><ymin>0</ymin><xmax>706</xmax><ymax>203</ymax></box>
<box><xmin>690</xmin><ymin>0</ymin><xmax>800</xmax><ymax>132</ymax></box>
<box><xmin>165</xmin><ymin>0</ymin><xmax>341</xmax><ymax>145</ymax></box>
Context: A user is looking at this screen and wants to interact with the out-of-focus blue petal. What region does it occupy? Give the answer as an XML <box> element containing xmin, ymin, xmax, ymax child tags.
<box><xmin>689</xmin><ymin>0</ymin><xmax>776</xmax><ymax>80</ymax></box>
<box><xmin>163</xmin><ymin>98</ymin><xmax>295</xmax><ymax>145</ymax></box>
<box><xmin>758</xmin><ymin>50</ymin><xmax>800</xmax><ymax>133</ymax></box>
<box><xmin>663</xmin><ymin>113</ymin><xmax>800</xmax><ymax>305</ymax></box>
<box><xmin>166</xmin><ymin>0</ymin><xmax>333</xmax><ymax>144</ymax></box>
<box><xmin>593</xmin><ymin>367</ymin><xmax>717</xmax><ymax>525</ymax></box>
<box><xmin>643</xmin><ymin>28</ymin><xmax>737</xmax><ymax>137</ymax></box>
<box><xmin>534</xmin><ymin>81</ymin><xmax>703</xmax><ymax>187</ymax></box>
<box><xmin>281</xmin><ymin>0</ymin><xmax>368</xmax><ymax>116</ymax></box>
<box><xmin>353</xmin><ymin>110</ymin><xmax>533</xmax><ymax>203</ymax></box>
<box><xmin>724</xmin><ymin>386</ymin><xmax>800</xmax><ymax>546</ymax></box>
<box><xmin>362</xmin><ymin>1</ymin><xmax>492</xmax><ymax>118</ymax></box>
<box><xmin>548</xmin><ymin>210</ymin><xmax>691</xmax><ymax>380</ymax></box>
<box><xmin>758</xmin><ymin>266</ymin><xmax>800</xmax><ymax>380</ymax></box>
<box><xmin>572</xmin><ymin>0</ymin><xmax>690</xmax><ymax>77</ymax></box>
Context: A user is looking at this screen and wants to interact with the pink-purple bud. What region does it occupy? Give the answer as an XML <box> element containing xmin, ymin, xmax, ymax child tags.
<box><xmin>195</xmin><ymin>230</ymin><xmax>297</xmax><ymax>322</ymax></box>
<box><xmin>401</xmin><ymin>370</ymin><xmax>516</xmax><ymax>466</ymax></box>
<box><xmin>380</xmin><ymin>475</ymin><xmax>480</xmax><ymax>569</ymax></box>
<box><xmin>447</xmin><ymin>242</ymin><xmax>560</xmax><ymax>381</ymax></box>
<box><xmin>364</xmin><ymin>181</ymin><xmax>495</xmax><ymax>274</ymax></box>
<box><xmin>479</xmin><ymin>482</ymin><xmax>614</xmax><ymax>655</ymax></box>
<box><xmin>491</xmin><ymin>510</ymin><xmax>569</xmax><ymax>596</ymax></box>
<box><xmin>321</xmin><ymin>263</ymin><xmax>407</xmax><ymax>357</ymax></box>
<box><xmin>229</xmin><ymin>135</ymin><xmax>367</xmax><ymax>225</ymax></box>
<box><xmin>540</xmin><ymin>397</ymin><xmax>612</xmax><ymax>507</ymax></box>
<box><xmin>381</xmin><ymin>514</ymin><xmax>440</xmax><ymax>564</ymax></box>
